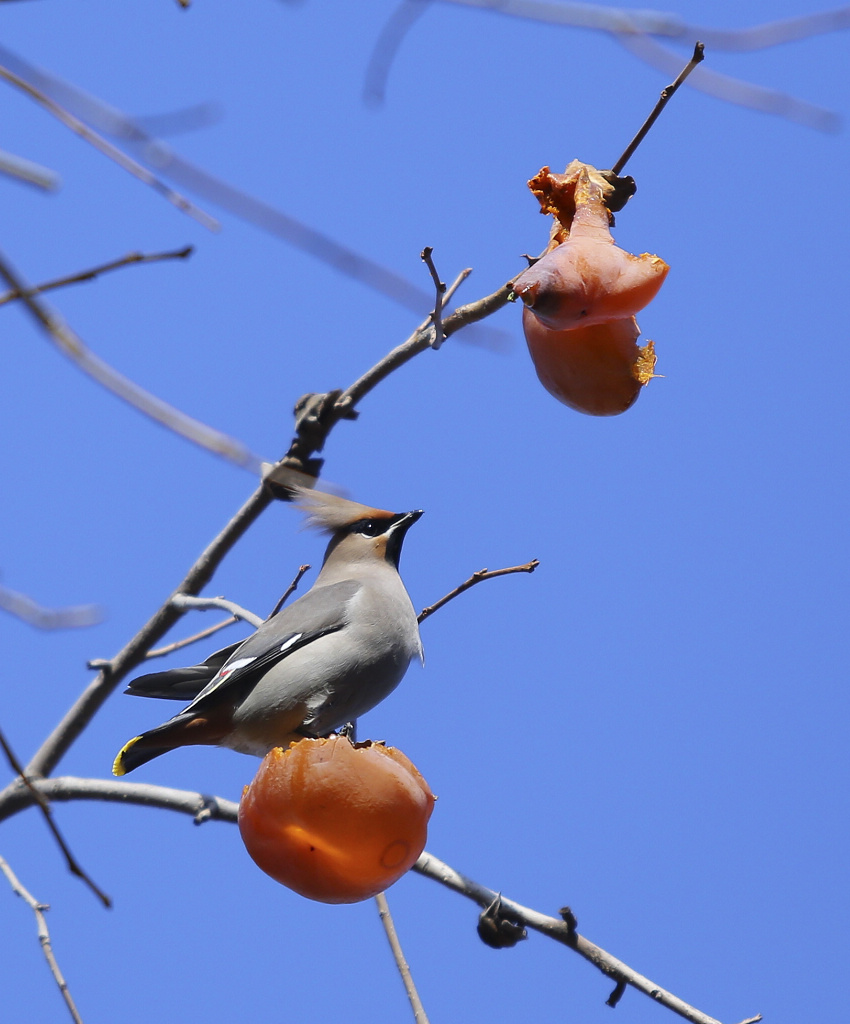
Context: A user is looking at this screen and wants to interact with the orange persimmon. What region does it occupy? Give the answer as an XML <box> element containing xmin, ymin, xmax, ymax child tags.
<box><xmin>523</xmin><ymin>308</ymin><xmax>657</xmax><ymax>416</ymax></box>
<box><xmin>238</xmin><ymin>736</ymin><xmax>435</xmax><ymax>904</ymax></box>
<box><xmin>512</xmin><ymin>165</ymin><xmax>668</xmax><ymax>331</ymax></box>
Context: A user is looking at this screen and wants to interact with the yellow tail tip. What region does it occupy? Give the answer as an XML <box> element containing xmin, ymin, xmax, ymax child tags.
<box><xmin>112</xmin><ymin>736</ymin><xmax>142</xmax><ymax>777</ymax></box>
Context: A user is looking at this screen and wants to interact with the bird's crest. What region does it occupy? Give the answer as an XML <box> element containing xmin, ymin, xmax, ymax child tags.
<box><xmin>291</xmin><ymin>485</ymin><xmax>393</xmax><ymax>533</ymax></box>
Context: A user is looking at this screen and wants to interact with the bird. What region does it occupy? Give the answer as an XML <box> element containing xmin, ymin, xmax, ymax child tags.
<box><xmin>113</xmin><ymin>486</ymin><xmax>424</xmax><ymax>776</ymax></box>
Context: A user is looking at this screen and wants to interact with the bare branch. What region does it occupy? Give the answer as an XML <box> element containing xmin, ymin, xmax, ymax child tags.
<box><xmin>0</xmin><ymin>46</ymin><xmax>508</xmax><ymax>348</ymax></box>
<box><xmin>0</xmin><ymin>856</ymin><xmax>85</xmax><ymax>1024</ymax></box>
<box><xmin>336</xmin><ymin>279</ymin><xmax>513</xmax><ymax>414</ymax></box>
<box><xmin>432</xmin><ymin>1</ymin><xmax>843</xmax><ymax>131</ymax></box>
<box><xmin>140</xmin><ymin>562</ymin><xmax>311</xmax><ymax>660</ymax></box>
<box><xmin>611</xmin><ymin>42</ymin><xmax>705</xmax><ymax>175</ymax></box>
<box><xmin>417</xmin><ymin>560</ymin><xmax>539</xmax><ymax>624</ymax></box>
<box><xmin>0</xmin><ymin>776</ymin><xmax>758</xmax><ymax>1024</ymax></box>
<box><xmin>170</xmin><ymin>594</ymin><xmax>264</xmax><ymax>629</ymax></box>
<box><xmin>267</xmin><ymin>564</ymin><xmax>311</xmax><ymax>618</ymax></box>
<box><xmin>0</xmin><ymin>730</ymin><xmax>110</xmax><ymax>907</ymax></box>
<box><xmin>607</xmin><ymin>979</ymin><xmax>627</xmax><ymax>1008</ymax></box>
<box><xmin>0</xmin><ymin>248</ymin><xmax>265</xmax><ymax>473</ymax></box>
<box><xmin>0</xmin><ymin>580</ymin><xmax>102</xmax><ymax>630</ymax></box>
<box><xmin>0</xmin><ymin>246</ymin><xmax>193</xmax><ymax>308</ymax></box>
<box><xmin>363</xmin><ymin>0</ymin><xmax>432</xmax><ymax>107</ymax></box>
<box><xmin>420</xmin><ymin>246</ymin><xmax>446</xmax><ymax>349</ymax></box>
<box><xmin>375</xmin><ymin>891</ymin><xmax>431</xmax><ymax>1024</ymax></box>
<box><xmin>15</xmin><ymin>486</ymin><xmax>277</xmax><ymax>781</ymax></box>
<box><xmin>0</xmin><ymin>776</ymin><xmax>240</xmax><ymax>823</ymax></box>
<box><xmin>144</xmin><ymin>616</ymin><xmax>239</xmax><ymax>660</ymax></box>
<box><xmin>413</xmin><ymin>851</ymin><xmax>735</xmax><ymax>1024</ymax></box>
<box><xmin>0</xmin><ymin>61</ymin><xmax>219</xmax><ymax>228</ymax></box>
<box><xmin>612</xmin><ymin>31</ymin><xmax>840</xmax><ymax>133</ymax></box>
<box><xmin>0</xmin><ymin>147</ymin><xmax>59</xmax><ymax>191</ymax></box>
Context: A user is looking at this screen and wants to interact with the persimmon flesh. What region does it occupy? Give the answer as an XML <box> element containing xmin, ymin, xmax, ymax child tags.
<box><xmin>512</xmin><ymin>165</ymin><xmax>668</xmax><ymax>331</ymax></box>
<box><xmin>238</xmin><ymin>736</ymin><xmax>435</xmax><ymax>904</ymax></box>
<box><xmin>523</xmin><ymin>308</ymin><xmax>656</xmax><ymax>416</ymax></box>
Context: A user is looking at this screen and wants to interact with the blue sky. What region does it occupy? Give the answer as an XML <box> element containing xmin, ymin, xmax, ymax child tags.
<box><xmin>0</xmin><ymin>2</ymin><xmax>847</xmax><ymax>1022</ymax></box>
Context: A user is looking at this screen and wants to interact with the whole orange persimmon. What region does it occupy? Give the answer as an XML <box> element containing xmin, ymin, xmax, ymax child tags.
<box><xmin>523</xmin><ymin>309</ymin><xmax>657</xmax><ymax>416</ymax></box>
<box><xmin>238</xmin><ymin>736</ymin><xmax>435</xmax><ymax>904</ymax></box>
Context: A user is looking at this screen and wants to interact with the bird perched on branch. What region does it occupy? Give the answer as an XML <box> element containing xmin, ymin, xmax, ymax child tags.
<box><xmin>113</xmin><ymin>487</ymin><xmax>423</xmax><ymax>776</ymax></box>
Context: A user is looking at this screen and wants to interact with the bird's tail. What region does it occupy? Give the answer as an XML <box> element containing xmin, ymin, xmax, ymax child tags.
<box><xmin>113</xmin><ymin>733</ymin><xmax>175</xmax><ymax>776</ymax></box>
<box><xmin>113</xmin><ymin>714</ymin><xmax>226</xmax><ymax>775</ymax></box>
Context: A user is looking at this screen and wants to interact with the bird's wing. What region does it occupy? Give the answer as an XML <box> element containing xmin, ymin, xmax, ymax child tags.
<box><xmin>181</xmin><ymin>580</ymin><xmax>362</xmax><ymax>713</ymax></box>
<box><xmin>124</xmin><ymin>640</ymin><xmax>245</xmax><ymax>700</ymax></box>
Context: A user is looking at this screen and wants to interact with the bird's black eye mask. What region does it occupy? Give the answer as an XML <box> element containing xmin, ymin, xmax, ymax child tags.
<box><xmin>342</xmin><ymin>511</ymin><xmax>422</xmax><ymax>568</ymax></box>
<box><xmin>348</xmin><ymin>518</ymin><xmax>390</xmax><ymax>538</ymax></box>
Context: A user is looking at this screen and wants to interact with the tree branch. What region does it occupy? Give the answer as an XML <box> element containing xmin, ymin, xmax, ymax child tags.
<box><xmin>375</xmin><ymin>891</ymin><xmax>430</xmax><ymax>1023</ymax></box>
<box><xmin>334</xmin><ymin>278</ymin><xmax>512</xmax><ymax>416</ymax></box>
<box><xmin>0</xmin><ymin>248</ymin><xmax>265</xmax><ymax>473</ymax></box>
<box><xmin>13</xmin><ymin>483</ymin><xmax>276</xmax><ymax>782</ymax></box>
<box><xmin>0</xmin><ymin>146</ymin><xmax>59</xmax><ymax>191</ymax></box>
<box><xmin>170</xmin><ymin>594</ymin><xmax>264</xmax><ymax>629</ymax></box>
<box><xmin>0</xmin><ymin>855</ymin><xmax>85</xmax><ymax>1024</ymax></box>
<box><xmin>0</xmin><ymin>60</ymin><xmax>219</xmax><ymax>228</ymax></box>
<box><xmin>267</xmin><ymin>564</ymin><xmax>312</xmax><ymax>618</ymax></box>
<box><xmin>142</xmin><ymin>615</ymin><xmax>239</xmax><ymax>660</ymax></box>
<box><xmin>611</xmin><ymin>42</ymin><xmax>705</xmax><ymax>175</ymax></box>
<box><xmin>0</xmin><ymin>580</ymin><xmax>101</xmax><ymax>630</ymax></box>
<box><xmin>420</xmin><ymin>246</ymin><xmax>446</xmax><ymax>350</ymax></box>
<box><xmin>0</xmin><ymin>775</ymin><xmax>759</xmax><ymax>1024</ymax></box>
<box><xmin>417</xmin><ymin>560</ymin><xmax>539</xmax><ymax>624</ymax></box>
<box><xmin>0</xmin><ymin>730</ymin><xmax>110</xmax><ymax>907</ymax></box>
<box><xmin>0</xmin><ymin>246</ymin><xmax>193</xmax><ymax>308</ymax></box>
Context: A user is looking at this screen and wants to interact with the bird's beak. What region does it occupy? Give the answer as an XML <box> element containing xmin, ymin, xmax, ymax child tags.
<box><xmin>383</xmin><ymin>509</ymin><xmax>423</xmax><ymax>567</ymax></box>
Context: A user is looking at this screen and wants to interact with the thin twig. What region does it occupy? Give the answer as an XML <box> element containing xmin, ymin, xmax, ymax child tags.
<box><xmin>0</xmin><ymin>246</ymin><xmax>193</xmax><ymax>308</ymax></box>
<box><xmin>170</xmin><ymin>594</ymin><xmax>264</xmax><ymax>629</ymax></box>
<box><xmin>267</xmin><ymin>564</ymin><xmax>311</xmax><ymax>618</ymax></box>
<box><xmin>612</xmin><ymin>30</ymin><xmax>838</xmax><ymax>133</ymax></box>
<box><xmin>413</xmin><ymin>851</ymin><xmax>731</xmax><ymax>1024</ymax></box>
<box><xmin>432</xmin><ymin>2</ymin><xmax>841</xmax><ymax>132</ymax></box>
<box><xmin>0</xmin><ymin>856</ymin><xmax>84</xmax><ymax>1024</ymax></box>
<box><xmin>611</xmin><ymin>41</ymin><xmax>705</xmax><ymax>175</ymax></box>
<box><xmin>0</xmin><ymin>581</ymin><xmax>101</xmax><ymax>630</ymax></box>
<box><xmin>375</xmin><ymin>891</ymin><xmax>431</xmax><ymax>1024</ymax></box>
<box><xmin>0</xmin><ymin>248</ymin><xmax>264</xmax><ymax>473</ymax></box>
<box><xmin>144</xmin><ymin>616</ymin><xmax>239</xmax><ymax>660</ymax></box>
<box><xmin>607</xmin><ymin>979</ymin><xmax>627</xmax><ymax>1008</ymax></box>
<box><xmin>417</xmin><ymin>560</ymin><xmax>539</xmax><ymax>624</ymax></box>
<box><xmin>0</xmin><ymin>61</ymin><xmax>218</xmax><ymax>229</ymax></box>
<box><xmin>145</xmin><ymin>562</ymin><xmax>311</xmax><ymax>658</ymax></box>
<box><xmin>0</xmin><ymin>147</ymin><xmax>59</xmax><ymax>191</ymax></box>
<box><xmin>420</xmin><ymin>246</ymin><xmax>446</xmax><ymax>349</ymax></box>
<box><xmin>0</xmin><ymin>729</ymin><xmax>110</xmax><ymax>907</ymax></box>
<box><xmin>0</xmin><ymin>777</ymin><xmax>757</xmax><ymax>1024</ymax></box>
<box><xmin>363</xmin><ymin>0</ymin><xmax>433</xmax><ymax>107</ymax></box>
<box><xmin>336</xmin><ymin>277</ymin><xmax>509</xmax><ymax>414</ymax></box>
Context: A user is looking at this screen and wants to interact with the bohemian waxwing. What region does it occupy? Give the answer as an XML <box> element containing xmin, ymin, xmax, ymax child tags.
<box><xmin>113</xmin><ymin>486</ymin><xmax>423</xmax><ymax>775</ymax></box>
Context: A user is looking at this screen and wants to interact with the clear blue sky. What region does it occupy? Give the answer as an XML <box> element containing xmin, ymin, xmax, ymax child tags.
<box><xmin>0</xmin><ymin>2</ymin><xmax>847</xmax><ymax>1022</ymax></box>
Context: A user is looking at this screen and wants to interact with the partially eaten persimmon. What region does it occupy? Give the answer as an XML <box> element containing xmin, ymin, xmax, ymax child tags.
<box><xmin>514</xmin><ymin>161</ymin><xmax>666</xmax><ymax>415</ymax></box>
<box><xmin>512</xmin><ymin>164</ymin><xmax>668</xmax><ymax>331</ymax></box>
<box><xmin>523</xmin><ymin>308</ymin><xmax>657</xmax><ymax>416</ymax></box>
<box><xmin>238</xmin><ymin>736</ymin><xmax>435</xmax><ymax>904</ymax></box>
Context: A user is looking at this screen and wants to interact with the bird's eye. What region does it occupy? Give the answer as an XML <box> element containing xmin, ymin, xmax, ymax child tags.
<box><xmin>355</xmin><ymin>519</ymin><xmax>381</xmax><ymax>537</ymax></box>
